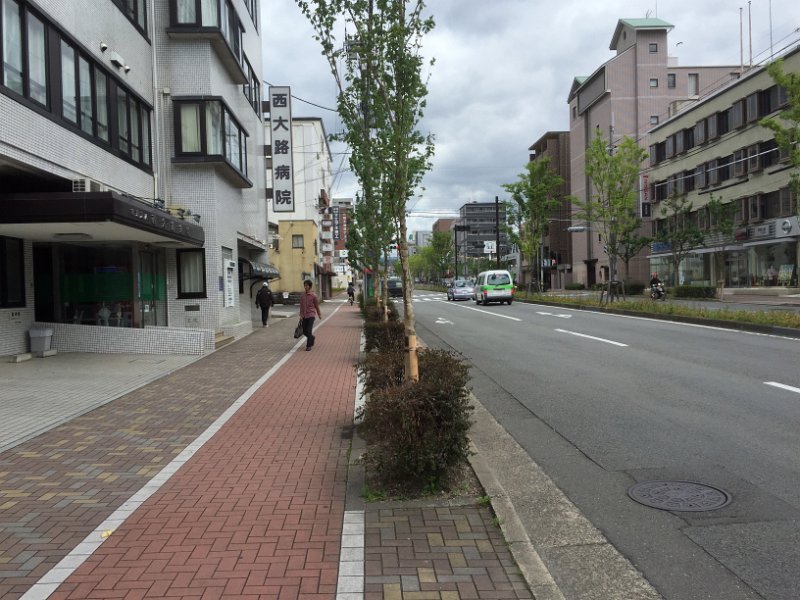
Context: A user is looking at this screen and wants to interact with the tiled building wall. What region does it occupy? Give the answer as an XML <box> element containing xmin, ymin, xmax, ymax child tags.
<box><xmin>40</xmin><ymin>322</ymin><xmax>213</xmax><ymax>355</ymax></box>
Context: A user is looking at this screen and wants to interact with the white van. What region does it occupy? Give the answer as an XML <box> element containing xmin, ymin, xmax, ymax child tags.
<box><xmin>473</xmin><ymin>270</ymin><xmax>515</xmax><ymax>305</ymax></box>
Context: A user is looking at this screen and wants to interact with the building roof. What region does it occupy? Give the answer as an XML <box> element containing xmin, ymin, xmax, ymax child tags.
<box><xmin>610</xmin><ymin>18</ymin><xmax>673</xmax><ymax>50</ymax></box>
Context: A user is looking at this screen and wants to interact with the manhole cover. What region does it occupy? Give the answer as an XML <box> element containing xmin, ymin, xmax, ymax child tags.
<box><xmin>628</xmin><ymin>480</ymin><xmax>731</xmax><ymax>512</ymax></box>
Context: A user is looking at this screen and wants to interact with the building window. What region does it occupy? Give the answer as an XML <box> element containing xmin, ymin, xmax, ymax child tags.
<box><xmin>174</xmin><ymin>97</ymin><xmax>249</xmax><ymax>179</ymax></box>
<box><xmin>170</xmin><ymin>0</ymin><xmax>243</xmax><ymax>69</ymax></box>
<box><xmin>242</xmin><ymin>56</ymin><xmax>261</xmax><ymax>116</ymax></box>
<box><xmin>1</xmin><ymin>2</ymin><xmax>151</xmax><ymax>168</ymax></box>
<box><xmin>292</xmin><ymin>234</ymin><xmax>304</xmax><ymax>249</ymax></box>
<box><xmin>0</xmin><ymin>236</ymin><xmax>24</xmax><ymax>308</ymax></box>
<box><xmin>649</xmin><ymin>43</ymin><xmax>658</xmax><ymax>53</ymax></box>
<box><xmin>26</xmin><ymin>10</ymin><xmax>46</xmax><ymax>104</ymax></box>
<box><xmin>688</xmin><ymin>73</ymin><xmax>699</xmax><ymax>96</ymax></box>
<box><xmin>746</xmin><ymin>92</ymin><xmax>759</xmax><ymax>123</ymax></box>
<box><xmin>667</xmin><ymin>73</ymin><xmax>676</xmax><ymax>89</ymax></box>
<box><xmin>650</xmin><ymin>115</ymin><xmax>659</xmax><ymax>125</ymax></box>
<box><xmin>649</xmin><ymin>78</ymin><xmax>658</xmax><ymax>88</ymax></box>
<box><xmin>109</xmin><ymin>0</ymin><xmax>147</xmax><ymax>34</ymax></box>
<box><xmin>177</xmin><ymin>249</ymin><xmax>206</xmax><ymax>298</ymax></box>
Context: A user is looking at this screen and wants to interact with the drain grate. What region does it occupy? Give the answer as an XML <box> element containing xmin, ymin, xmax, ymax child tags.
<box><xmin>628</xmin><ymin>480</ymin><xmax>732</xmax><ymax>512</ymax></box>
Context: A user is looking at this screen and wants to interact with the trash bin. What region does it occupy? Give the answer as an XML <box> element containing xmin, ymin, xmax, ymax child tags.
<box><xmin>29</xmin><ymin>327</ymin><xmax>54</xmax><ymax>352</ymax></box>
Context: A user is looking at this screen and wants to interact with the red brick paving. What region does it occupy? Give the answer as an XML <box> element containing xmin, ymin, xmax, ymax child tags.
<box><xmin>49</xmin><ymin>309</ymin><xmax>361</xmax><ymax>599</ymax></box>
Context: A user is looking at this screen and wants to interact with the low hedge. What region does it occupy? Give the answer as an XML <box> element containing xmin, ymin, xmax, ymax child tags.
<box><xmin>670</xmin><ymin>285</ymin><xmax>716</xmax><ymax>299</ymax></box>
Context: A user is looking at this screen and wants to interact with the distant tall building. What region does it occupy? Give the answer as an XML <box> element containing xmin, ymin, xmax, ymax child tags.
<box><xmin>567</xmin><ymin>18</ymin><xmax>739</xmax><ymax>286</ymax></box>
<box><xmin>458</xmin><ymin>201</ymin><xmax>508</xmax><ymax>259</ymax></box>
<box><xmin>528</xmin><ymin>131</ymin><xmax>571</xmax><ymax>290</ymax></box>
<box><xmin>432</xmin><ymin>218</ymin><xmax>455</xmax><ymax>233</ymax></box>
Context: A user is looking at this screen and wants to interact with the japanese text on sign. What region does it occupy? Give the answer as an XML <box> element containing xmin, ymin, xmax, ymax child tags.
<box><xmin>270</xmin><ymin>86</ymin><xmax>294</xmax><ymax>212</ymax></box>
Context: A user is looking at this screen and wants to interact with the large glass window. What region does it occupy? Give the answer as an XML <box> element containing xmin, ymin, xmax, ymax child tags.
<box><xmin>0</xmin><ymin>236</ymin><xmax>24</xmax><ymax>308</ymax></box>
<box><xmin>180</xmin><ymin>103</ymin><xmax>201</xmax><ymax>152</ymax></box>
<box><xmin>206</xmin><ymin>100</ymin><xmax>222</xmax><ymax>154</ymax></box>
<box><xmin>1</xmin><ymin>0</ymin><xmax>22</xmax><ymax>93</ymax></box>
<box><xmin>117</xmin><ymin>87</ymin><xmax>129</xmax><ymax>155</ymax></box>
<box><xmin>78</xmin><ymin>56</ymin><xmax>93</xmax><ymax>135</ymax></box>
<box><xmin>60</xmin><ymin>40</ymin><xmax>76</xmax><ymax>122</ymax></box>
<box><xmin>26</xmin><ymin>11</ymin><xmax>45</xmax><ymax>103</ymax></box>
<box><xmin>95</xmin><ymin>70</ymin><xmax>109</xmax><ymax>141</ymax></box>
<box><xmin>174</xmin><ymin>97</ymin><xmax>249</xmax><ymax>181</ymax></box>
<box><xmin>177</xmin><ymin>249</ymin><xmax>206</xmax><ymax>298</ymax></box>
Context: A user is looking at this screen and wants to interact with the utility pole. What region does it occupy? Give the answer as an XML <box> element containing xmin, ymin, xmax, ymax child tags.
<box><xmin>494</xmin><ymin>196</ymin><xmax>501</xmax><ymax>268</ymax></box>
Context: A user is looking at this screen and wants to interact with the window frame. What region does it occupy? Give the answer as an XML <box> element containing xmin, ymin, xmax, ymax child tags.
<box><xmin>292</xmin><ymin>234</ymin><xmax>304</xmax><ymax>249</ymax></box>
<box><xmin>0</xmin><ymin>235</ymin><xmax>25</xmax><ymax>308</ymax></box>
<box><xmin>648</xmin><ymin>42</ymin><xmax>658</xmax><ymax>53</ymax></box>
<box><xmin>109</xmin><ymin>0</ymin><xmax>148</xmax><ymax>36</ymax></box>
<box><xmin>649</xmin><ymin>78</ymin><xmax>658</xmax><ymax>88</ymax></box>
<box><xmin>667</xmin><ymin>73</ymin><xmax>676</xmax><ymax>89</ymax></box>
<box><xmin>173</xmin><ymin>96</ymin><xmax>250</xmax><ymax>183</ymax></box>
<box><xmin>176</xmin><ymin>248</ymin><xmax>207</xmax><ymax>299</ymax></box>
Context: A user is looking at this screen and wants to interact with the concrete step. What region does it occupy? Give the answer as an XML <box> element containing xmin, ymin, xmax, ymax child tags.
<box><xmin>214</xmin><ymin>331</ymin><xmax>235</xmax><ymax>350</ymax></box>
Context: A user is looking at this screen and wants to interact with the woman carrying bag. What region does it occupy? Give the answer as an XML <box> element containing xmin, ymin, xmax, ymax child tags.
<box><xmin>298</xmin><ymin>279</ymin><xmax>322</xmax><ymax>351</ymax></box>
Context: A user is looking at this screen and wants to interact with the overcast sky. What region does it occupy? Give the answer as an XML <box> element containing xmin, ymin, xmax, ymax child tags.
<box><xmin>262</xmin><ymin>0</ymin><xmax>799</xmax><ymax>233</ymax></box>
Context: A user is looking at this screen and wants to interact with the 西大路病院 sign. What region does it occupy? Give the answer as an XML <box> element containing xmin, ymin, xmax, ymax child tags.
<box><xmin>270</xmin><ymin>86</ymin><xmax>294</xmax><ymax>213</ymax></box>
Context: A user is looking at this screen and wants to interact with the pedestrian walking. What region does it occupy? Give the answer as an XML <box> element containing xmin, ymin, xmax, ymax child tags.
<box><xmin>255</xmin><ymin>282</ymin><xmax>274</xmax><ymax>327</ymax></box>
<box><xmin>299</xmin><ymin>279</ymin><xmax>322</xmax><ymax>351</ymax></box>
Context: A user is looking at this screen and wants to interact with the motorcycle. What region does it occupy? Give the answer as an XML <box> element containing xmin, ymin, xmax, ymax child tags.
<box><xmin>650</xmin><ymin>282</ymin><xmax>666</xmax><ymax>301</ymax></box>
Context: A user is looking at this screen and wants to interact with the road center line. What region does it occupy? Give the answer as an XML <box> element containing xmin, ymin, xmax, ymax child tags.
<box><xmin>555</xmin><ymin>328</ymin><xmax>628</xmax><ymax>347</ymax></box>
<box><xmin>764</xmin><ymin>381</ymin><xmax>800</xmax><ymax>394</ymax></box>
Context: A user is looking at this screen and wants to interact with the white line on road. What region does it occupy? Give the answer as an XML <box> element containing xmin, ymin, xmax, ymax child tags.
<box><xmin>555</xmin><ymin>328</ymin><xmax>628</xmax><ymax>347</ymax></box>
<box><xmin>536</xmin><ymin>311</ymin><xmax>572</xmax><ymax>319</ymax></box>
<box><xmin>451</xmin><ymin>303</ymin><xmax>523</xmax><ymax>321</ymax></box>
<box><xmin>764</xmin><ymin>381</ymin><xmax>800</xmax><ymax>394</ymax></box>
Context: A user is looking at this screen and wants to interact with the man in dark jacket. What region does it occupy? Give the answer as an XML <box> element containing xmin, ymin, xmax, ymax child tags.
<box><xmin>255</xmin><ymin>282</ymin><xmax>274</xmax><ymax>327</ymax></box>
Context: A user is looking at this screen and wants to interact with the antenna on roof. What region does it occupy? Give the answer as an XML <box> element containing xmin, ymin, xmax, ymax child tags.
<box><xmin>645</xmin><ymin>9</ymin><xmax>651</xmax><ymax>18</ymax></box>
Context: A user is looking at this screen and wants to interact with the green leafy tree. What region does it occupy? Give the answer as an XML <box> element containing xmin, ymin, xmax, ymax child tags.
<box><xmin>427</xmin><ymin>231</ymin><xmax>453</xmax><ymax>279</ymax></box>
<box><xmin>654</xmin><ymin>193</ymin><xmax>707</xmax><ymax>286</ymax></box>
<box><xmin>760</xmin><ymin>59</ymin><xmax>800</xmax><ymax>210</ymax></box>
<box><xmin>502</xmin><ymin>158</ymin><xmax>564</xmax><ymax>293</ymax></box>
<box><xmin>298</xmin><ymin>0</ymin><xmax>435</xmax><ymax>382</ymax></box>
<box><xmin>573</xmin><ymin>132</ymin><xmax>648</xmax><ymax>303</ymax></box>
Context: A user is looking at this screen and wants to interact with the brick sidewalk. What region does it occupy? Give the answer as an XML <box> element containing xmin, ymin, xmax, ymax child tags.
<box><xmin>1</xmin><ymin>301</ymin><xmax>533</xmax><ymax>599</ymax></box>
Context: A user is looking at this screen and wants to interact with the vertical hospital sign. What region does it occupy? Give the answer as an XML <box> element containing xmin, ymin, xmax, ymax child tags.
<box><xmin>270</xmin><ymin>86</ymin><xmax>294</xmax><ymax>212</ymax></box>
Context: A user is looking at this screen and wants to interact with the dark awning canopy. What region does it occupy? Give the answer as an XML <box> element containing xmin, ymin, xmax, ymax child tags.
<box><xmin>0</xmin><ymin>191</ymin><xmax>204</xmax><ymax>247</ymax></box>
<box><xmin>240</xmin><ymin>258</ymin><xmax>280</xmax><ymax>280</ymax></box>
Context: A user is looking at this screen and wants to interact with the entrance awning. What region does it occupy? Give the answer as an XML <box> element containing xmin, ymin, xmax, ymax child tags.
<box><xmin>240</xmin><ymin>258</ymin><xmax>279</xmax><ymax>279</ymax></box>
<box><xmin>0</xmin><ymin>192</ymin><xmax>204</xmax><ymax>247</ymax></box>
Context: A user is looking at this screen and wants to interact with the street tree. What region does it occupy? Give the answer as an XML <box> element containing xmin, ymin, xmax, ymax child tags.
<box><xmin>707</xmin><ymin>195</ymin><xmax>737</xmax><ymax>298</ymax></box>
<box><xmin>427</xmin><ymin>231</ymin><xmax>453</xmax><ymax>279</ymax></box>
<box><xmin>573</xmin><ymin>131</ymin><xmax>648</xmax><ymax>303</ymax></box>
<box><xmin>297</xmin><ymin>0</ymin><xmax>435</xmax><ymax>382</ymax></box>
<box><xmin>654</xmin><ymin>193</ymin><xmax>706</xmax><ymax>286</ymax></box>
<box><xmin>502</xmin><ymin>157</ymin><xmax>564</xmax><ymax>293</ymax></box>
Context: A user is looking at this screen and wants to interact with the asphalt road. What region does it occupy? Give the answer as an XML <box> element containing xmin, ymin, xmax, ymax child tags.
<box><xmin>408</xmin><ymin>291</ymin><xmax>800</xmax><ymax>600</ymax></box>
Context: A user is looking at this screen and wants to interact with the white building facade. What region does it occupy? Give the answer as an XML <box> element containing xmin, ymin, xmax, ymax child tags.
<box><xmin>0</xmin><ymin>0</ymin><xmax>268</xmax><ymax>356</ymax></box>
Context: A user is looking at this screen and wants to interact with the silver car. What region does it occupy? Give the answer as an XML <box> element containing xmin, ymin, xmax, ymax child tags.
<box><xmin>447</xmin><ymin>279</ymin><xmax>474</xmax><ymax>301</ymax></box>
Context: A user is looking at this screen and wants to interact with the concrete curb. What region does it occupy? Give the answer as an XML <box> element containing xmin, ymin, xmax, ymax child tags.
<box><xmin>468</xmin><ymin>395</ymin><xmax>664</xmax><ymax>600</ymax></box>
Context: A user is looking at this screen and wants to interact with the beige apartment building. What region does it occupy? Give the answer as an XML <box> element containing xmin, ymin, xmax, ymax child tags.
<box><xmin>568</xmin><ymin>18</ymin><xmax>740</xmax><ymax>287</ymax></box>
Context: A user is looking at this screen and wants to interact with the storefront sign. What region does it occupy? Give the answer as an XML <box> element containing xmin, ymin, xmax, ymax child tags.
<box><xmin>270</xmin><ymin>86</ymin><xmax>294</xmax><ymax>213</ymax></box>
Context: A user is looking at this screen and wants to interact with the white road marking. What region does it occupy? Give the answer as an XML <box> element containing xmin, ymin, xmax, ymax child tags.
<box><xmin>764</xmin><ymin>381</ymin><xmax>800</xmax><ymax>394</ymax></box>
<box><xmin>435</xmin><ymin>318</ymin><xmax>454</xmax><ymax>324</ymax></box>
<box><xmin>555</xmin><ymin>328</ymin><xmax>628</xmax><ymax>347</ymax></box>
<box><xmin>536</xmin><ymin>311</ymin><xmax>572</xmax><ymax>319</ymax></box>
<box><xmin>451</xmin><ymin>303</ymin><xmax>523</xmax><ymax>321</ymax></box>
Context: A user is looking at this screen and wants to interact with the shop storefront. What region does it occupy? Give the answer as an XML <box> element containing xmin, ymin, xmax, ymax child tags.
<box><xmin>649</xmin><ymin>217</ymin><xmax>799</xmax><ymax>289</ymax></box>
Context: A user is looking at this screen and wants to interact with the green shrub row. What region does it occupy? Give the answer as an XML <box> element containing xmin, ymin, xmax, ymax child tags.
<box><xmin>358</xmin><ymin>301</ymin><xmax>474</xmax><ymax>494</ymax></box>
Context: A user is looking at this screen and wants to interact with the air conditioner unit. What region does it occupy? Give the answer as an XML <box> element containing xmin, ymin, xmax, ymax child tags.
<box><xmin>72</xmin><ymin>178</ymin><xmax>104</xmax><ymax>192</ymax></box>
<box><xmin>225</xmin><ymin>260</ymin><xmax>236</xmax><ymax>270</ymax></box>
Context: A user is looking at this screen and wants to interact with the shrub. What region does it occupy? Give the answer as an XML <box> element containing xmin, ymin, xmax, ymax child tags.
<box><xmin>625</xmin><ymin>281</ymin><xmax>645</xmax><ymax>295</ymax></box>
<box><xmin>363</xmin><ymin>320</ymin><xmax>405</xmax><ymax>353</ymax></box>
<box><xmin>671</xmin><ymin>285</ymin><xmax>716</xmax><ymax>298</ymax></box>
<box><xmin>565</xmin><ymin>283</ymin><xmax>586</xmax><ymax>290</ymax></box>
<box><xmin>360</xmin><ymin>349</ymin><xmax>473</xmax><ymax>493</ymax></box>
